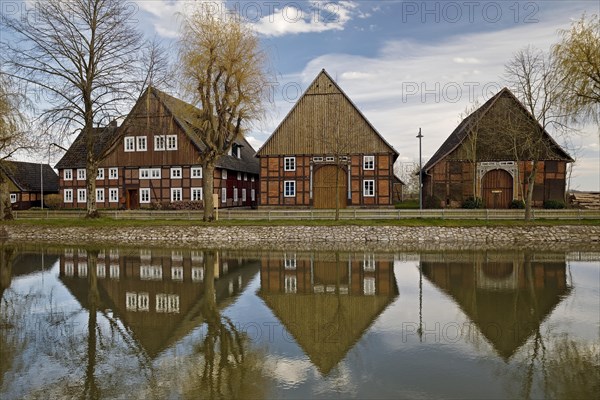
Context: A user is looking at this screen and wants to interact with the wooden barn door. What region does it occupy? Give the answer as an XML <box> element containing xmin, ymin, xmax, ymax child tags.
<box><xmin>482</xmin><ymin>169</ymin><xmax>513</xmax><ymax>209</ymax></box>
<box><xmin>314</xmin><ymin>165</ymin><xmax>347</xmax><ymax>209</ymax></box>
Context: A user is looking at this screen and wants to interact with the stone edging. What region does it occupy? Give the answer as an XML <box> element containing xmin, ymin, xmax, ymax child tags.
<box><xmin>2</xmin><ymin>225</ymin><xmax>599</xmax><ymax>251</ymax></box>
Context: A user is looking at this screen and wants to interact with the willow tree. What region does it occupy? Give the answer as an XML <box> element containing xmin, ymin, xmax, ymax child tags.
<box><xmin>553</xmin><ymin>14</ymin><xmax>600</xmax><ymax>123</ymax></box>
<box><xmin>179</xmin><ymin>7</ymin><xmax>269</xmax><ymax>221</ymax></box>
<box><xmin>1</xmin><ymin>0</ymin><xmax>145</xmax><ymax>218</ymax></box>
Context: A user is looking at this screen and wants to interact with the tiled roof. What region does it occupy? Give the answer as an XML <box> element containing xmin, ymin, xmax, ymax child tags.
<box><xmin>422</xmin><ymin>88</ymin><xmax>573</xmax><ymax>173</ymax></box>
<box><xmin>1</xmin><ymin>160</ymin><xmax>59</xmax><ymax>192</ymax></box>
<box><xmin>55</xmin><ymin>126</ymin><xmax>118</xmax><ymax>169</ymax></box>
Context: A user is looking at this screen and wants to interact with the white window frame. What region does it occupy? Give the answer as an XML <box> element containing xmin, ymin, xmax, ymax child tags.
<box><xmin>191</xmin><ymin>187</ymin><xmax>203</xmax><ymax>201</ymax></box>
<box><xmin>64</xmin><ymin>169</ymin><xmax>73</xmax><ymax>181</ymax></box>
<box><xmin>77</xmin><ymin>188</ymin><xmax>86</xmax><ymax>203</ymax></box>
<box><xmin>140</xmin><ymin>188</ymin><xmax>150</xmax><ymax>204</ymax></box>
<box><xmin>171</xmin><ymin>266</ymin><xmax>184</xmax><ymax>281</ymax></box>
<box><xmin>154</xmin><ymin>135</ymin><xmax>166</xmax><ymax>151</ymax></box>
<box><xmin>237</xmin><ymin>171</ymin><xmax>241</xmax><ymax>180</ymax></box>
<box><xmin>242</xmin><ymin>188</ymin><xmax>246</xmax><ymax>202</ymax></box>
<box><xmin>170</xmin><ymin>188</ymin><xmax>182</xmax><ymax>202</ymax></box>
<box><xmin>96</xmin><ymin>168</ymin><xmax>104</xmax><ymax>180</ymax></box>
<box><xmin>363</xmin><ymin>155</ymin><xmax>375</xmax><ymax>170</ymax></box>
<box><xmin>233</xmin><ymin>187</ymin><xmax>238</xmax><ymax>202</ymax></box>
<box><xmin>244</xmin><ymin>173</ymin><xmax>248</xmax><ymax>181</ymax></box>
<box><xmin>284</xmin><ymin>275</ymin><xmax>297</xmax><ymax>294</ymax></box>
<box><xmin>136</xmin><ymin>136</ymin><xmax>147</xmax><ymax>151</ymax></box>
<box><xmin>363</xmin><ymin>277</ymin><xmax>376</xmax><ymax>295</ymax></box>
<box><xmin>166</xmin><ymin>135</ymin><xmax>178</xmax><ymax>150</ymax></box>
<box><xmin>139</xmin><ymin>168</ymin><xmax>149</xmax><ymax>179</ymax></box>
<box><xmin>284</xmin><ymin>157</ymin><xmax>296</xmax><ymax>171</ymax></box>
<box><xmin>64</xmin><ymin>189</ymin><xmax>73</xmax><ymax>203</ymax></box>
<box><xmin>150</xmin><ymin>168</ymin><xmax>161</xmax><ymax>179</ymax></box>
<box><xmin>109</xmin><ymin>168</ymin><xmax>118</xmax><ymax>180</ymax></box>
<box><xmin>363</xmin><ymin>254</ymin><xmax>376</xmax><ymax>271</ymax></box>
<box><xmin>77</xmin><ymin>169</ymin><xmax>86</xmax><ymax>180</ymax></box>
<box><xmin>10</xmin><ymin>193</ymin><xmax>17</xmax><ymax>203</ymax></box>
<box><xmin>170</xmin><ymin>167</ymin><xmax>182</xmax><ymax>179</ymax></box>
<box><xmin>221</xmin><ymin>187</ymin><xmax>227</xmax><ymax>203</ymax></box>
<box><xmin>221</xmin><ymin>169</ymin><xmax>227</xmax><ymax>180</ymax></box>
<box><xmin>363</xmin><ymin>180</ymin><xmax>375</xmax><ymax>197</ymax></box>
<box><xmin>191</xmin><ymin>166</ymin><xmax>203</xmax><ymax>178</ymax></box>
<box><xmin>251</xmin><ymin>175</ymin><xmax>255</xmax><ymax>182</ymax></box>
<box><xmin>284</xmin><ymin>253</ymin><xmax>296</xmax><ymax>270</ymax></box>
<box><xmin>109</xmin><ymin>188</ymin><xmax>119</xmax><ymax>203</ymax></box>
<box><xmin>284</xmin><ymin>181</ymin><xmax>296</xmax><ymax>198</ymax></box>
<box><xmin>124</xmin><ymin>136</ymin><xmax>135</xmax><ymax>152</ymax></box>
<box><xmin>192</xmin><ymin>267</ymin><xmax>204</xmax><ymax>282</ymax></box>
<box><xmin>251</xmin><ymin>189</ymin><xmax>256</xmax><ymax>202</ymax></box>
<box><xmin>96</xmin><ymin>188</ymin><xmax>104</xmax><ymax>202</ymax></box>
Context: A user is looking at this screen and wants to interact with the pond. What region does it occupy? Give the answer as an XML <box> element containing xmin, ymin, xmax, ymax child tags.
<box><xmin>0</xmin><ymin>244</ymin><xmax>598</xmax><ymax>399</ymax></box>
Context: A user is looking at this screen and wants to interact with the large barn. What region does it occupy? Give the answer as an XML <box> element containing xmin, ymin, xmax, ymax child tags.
<box><xmin>256</xmin><ymin>69</ymin><xmax>399</xmax><ymax>208</ymax></box>
<box><xmin>421</xmin><ymin>88</ymin><xmax>573</xmax><ymax>209</ymax></box>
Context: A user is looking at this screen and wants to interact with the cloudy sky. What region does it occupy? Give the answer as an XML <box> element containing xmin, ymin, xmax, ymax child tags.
<box><xmin>21</xmin><ymin>0</ymin><xmax>600</xmax><ymax>190</ymax></box>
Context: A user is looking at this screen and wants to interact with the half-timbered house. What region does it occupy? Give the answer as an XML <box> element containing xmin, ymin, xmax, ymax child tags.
<box><xmin>256</xmin><ymin>69</ymin><xmax>399</xmax><ymax>208</ymax></box>
<box><xmin>1</xmin><ymin>161</ymin><xmax>59</xmax><ymax>210</ymax></box>
<box><xmin>55</xmin><ymin>87</ymin><xmax>259</xmax><ymax>209</ymax></box>
<box><xmin>421</xmin><ymin>88</ymin><xmax>573</xmax><ymax>208</ymax></box>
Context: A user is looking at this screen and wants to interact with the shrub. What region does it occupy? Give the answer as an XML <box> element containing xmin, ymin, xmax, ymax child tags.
<box><xmin>44</xmin><ymin>194</ymin><xmax>62</xmax><ymax>209</ymax></box>
<box><xmin>544</xmin><ymin>199</ymin><xmax>566</xmax><ymax>209</ymax></box>
<box><xmin>509</xmin><ymin>199</ymin><xmax>525</xmax><ymax>209</ymax></box>
<box><xmin>462</xmin><ymin>197</ymin><xmax>484</xmax><ymax>209</ymax></box>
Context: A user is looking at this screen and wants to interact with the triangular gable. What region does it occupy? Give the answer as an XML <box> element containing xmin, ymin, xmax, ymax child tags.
<box><xmin>423</xmin><ymin>88</ymin><xmax>573</xmax><ymax>173</ymax></box>
<box><xmin>257</xmin><ymin>69</ymin><xmax>398</xmax><ymax>158</ymax></box>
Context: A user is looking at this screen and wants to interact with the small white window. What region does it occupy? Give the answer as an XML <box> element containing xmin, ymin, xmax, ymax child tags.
<box><xmin>171</xmin><ymin>267</ymin><xmax>183</xmax><ymax>281</ymax></box>
<box><xmin>77</xmin><ymin>169</ymin><xmax>86</xmax><ymax>180</ymax></box>
<box><xmin>154</xmin><ymin>135</ymin><xmax>166</xmax><ymax>151</ymax></box>
<box><xmin>244</xmin><ymin>173</ymin><xmax>248</xmax><ymax>181</ymax></box>
<box><xmin>191</xmin><ymin>187</ymin><xmax>203</xmax><ymax>201</ymax></box>
<box><xmin>109</xmin><ymin>168</ymin><xmax>118</xmax><ymax>180</ymax></box>
<box><xmin>170</xmin><ymin>167</ymin><xmax>182</xmax><ymax>179</ymax></box>
<box><xmin>109</xmin><ymin>188</ymin><xmax>119</xmax><ymax>203</ymax></box>
<box><xmin>192</xmin><ymin>267</ymin><xmax>204</xmax><ymax>282</ymax></box>
<box><xmin>221</xmin><ymin>169</ymin><xmax>227</xmax><ymax>180</ymax></box>
<box><xmin>233</xmin><ymin>187</ymin><xmax>238</xmax><ymax>202</ymax></box>
<box><xmin>96</xmin><ymin>168</ymin><xmax>104</xmax><ymax>180</ymax></box>
<box><xmin>191</xmin><ymin>166</ymin><xmax>203</xmax><ymax>178</ymax></box>
<box><xmin>64</xmin><ymin>189</ymin><xmax>73</xmax><ymax>203</ymax></box>
<box><xmin>64</xmin><ymin>169</ymin><xmax>73</xmax><ymax>180</ymax></box>
<box><xmin>65</xmin><ymin>262</ymin><xmax>74</xmax><ymax>276</ymax></box>
<box><xmin>151</xmin><ymin>168</ymin><xmax>161</xmax><ymax>179</ymax></box>
<box><xmin>77</xmin><ymin>188</ymin><xmax>86</xmax><ymax>203</ymax></box>
<box><xmin>97</xmin><ymin>264</ymin><xmax>106</xmax><ymax>278</ymax></box>
<box><xmin>284</xmin><ymin>275</ymin><xmax>297</xmax><ymax>294</ymax></box>
<box><xmin>363</xmin><ymin>277</ymin><xmax>376</xmax><ymax>295</ymax></box>
<box><xmin>126</xmin><ymin>292</ymin><xmax>137</xmax><ymax>311</ymax></box>
<box><xmin>171</xmin><ymin>188</ymin><xmax>182</xmax><ymax>202</ymax></box>
<box><xmin>78</xmin><ymin>262</ymin><xmax>88</xmax><ymax>277</ymax></box>
<box><xmin>284</xmin><ymin>253</ymin><xmax>296</xmax><ymax>270</ymax></box>
<box><xmin>313</xmin><ymin>156</ymin><xmax>324</xmax><ymax>162</ymax></box>
<box><xmin>363</xmin><ymin>180</ymin><xmax>375</xmax><ymax>197</ymax></box>
<box><xmin>140</xmin><ymin>188</ymin><xmax>150</xmax><ymax>203</ymax></box>
<box><xmin>166</xmin><ymin>135</ymin><xmax>177</xmax><ymax>150</ymax></box>
<box><xmin>110</xmin><ymin>264</ymin><xmax>119</xmax><ymax>279</ymax></box>
<box><xmin>139</xmin><ymin>168</ymin><xmax>149</xmax><ymax>179</ymax></box>
<box><xmin>363</xmin><ymin>155</ymin><xmax>375</xmax><ymax>170</ymax></box>
<box><xmin>284</xmin><ymin>181</ymin><xmax>296</xmax><ymax>197</ymax></box>
<box><xmin>10</xmin><ymin>193</ymin><xmax>17</xmax><ymax>203</ymax></box>
<box><xmin>363</xmin><ymin>254</ymin><xmax>376</xmax><ymax>271</ymax></box>
<box><xmin>284</xmin><ymin>157</ymin><xmax>296</xmax><ymax>171</ymax></box>
<box><xmin>325</xmin><ymin>156</ymin><xmax>335</xmax><ymax>162</ymax></box>
<box><xmin>138</xmin><ymin>293</ymin><xmax>149</xmax><ymax>311</ymax></box>
<box><xmin>221</xmin><ymin>187</ymin><xmax>227</xmax><ymax>203</ymax></box>
<box><xmin>96</xmin><ymin>188</ymin><xmax>104</xmax><ymax>202</ymax></box>
<box><xmin>136</xmin><ymin>136</ymin><xmax>147</xmax><ymax>151</ymax></box>
<box><xmin>237</xmin><ymin>172</ymin><xmax>241</xmax><ymax>180</ymax></box>
<box><xmin>251</xmin><ymin>189</ymin><xmax>256</xmax><ymax>202</ymax></box>
<box><xmin>242</xmin><ymin>188</ymin><xmax>246</xmax><ymax>202</ymax></box>
<box><xmin>251</xmin><ymin>176</ymin><xmax>255</xmax><ymax>182</ymax></box>
<box><xmin>124</xmin><ymin>137</ymin><xmax>135</xmax><ymax>152</ymax></box>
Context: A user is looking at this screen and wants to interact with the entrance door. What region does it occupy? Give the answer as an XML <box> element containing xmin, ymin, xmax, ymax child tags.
<box><xmin>126</xmin><ymin>189</ymin><xmax>139</xmax><ymax>210</ymax></box>
<box><xmin>482</xmin><ymin>169</ymin><xmax>513</xmax><ymax>208</ymax></box>
<box><xmin>313</xmin><ymin>165</ymin><xmax>347</xmax><ymax>209</ymax></box>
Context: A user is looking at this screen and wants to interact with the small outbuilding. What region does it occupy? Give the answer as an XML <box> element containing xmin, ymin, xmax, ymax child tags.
<box><xmin>1</xmin><ymin>160</ymin><xmax>59</xmax><ymax>210</ymax></box>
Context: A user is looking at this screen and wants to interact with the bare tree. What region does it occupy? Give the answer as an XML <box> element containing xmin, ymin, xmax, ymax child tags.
<box><xmin>1</xmin><ymin>0</ymin><xmax>149</xmax><ymax>218</ymax></box>
<box><xmin>504</xmin><ymin>47</ymin><xmax>569</xmax><ymax>219</ymax></box>
<box><xmin>179</xmin><ymin>6</ymin><xmax>269</xmax><ymax>221</ymax></box>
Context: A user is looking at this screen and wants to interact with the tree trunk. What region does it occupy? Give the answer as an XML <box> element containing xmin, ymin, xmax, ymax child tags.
<box><xmin>85</xmin><ymin>250</ymin><xmax>100</xmax><ymax>398</ymax></box>
<box><xmin>0</xmin><ymin>176</ymin><xmax>12</xmax><ymax>221</ymax></box>
<box><xmin>524</xmin><ymin>161</ymin><xmax>538</xmax><ymax>220</ymax></box>
<box><xmin>86</xmin><ymin>160</ymin><xmax>99</xmax><ymax>218</ymax></box>
<box><xmin>203</xmin><ymin>160</ymin><xmax>216</xmax><ymax>222</ymax></box>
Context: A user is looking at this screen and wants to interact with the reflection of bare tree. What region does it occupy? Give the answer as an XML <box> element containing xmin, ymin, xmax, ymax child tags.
<box><xmin>1</xmin><ymin>244</ymin><xmax>20</xmax><ymax>389</ymax></box>
<box><xmin>182</xmin><ymin>250</ymin><xmax>266</xmax><ymax>399</ymax></box>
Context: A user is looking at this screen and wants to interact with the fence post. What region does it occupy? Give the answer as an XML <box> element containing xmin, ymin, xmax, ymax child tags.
<box><xmin>268</xmin><ymin>210</ymin><xmax>271</xmax><ymax>222</ymax></box>
<box><xmin>486</xmin><ymin>209</ymin><xmax>489</xmax><ymax>221</ymax></box>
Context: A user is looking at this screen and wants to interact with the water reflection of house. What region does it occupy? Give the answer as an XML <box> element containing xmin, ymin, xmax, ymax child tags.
<box><xmin>259</xmin><ymin>252</ymin><xmax>398</xmax><ymax>375</ymax></box>
<box><xmin>59</xmin><ymin>248</ymin><xmax>260</xmax><ymax>358</ymax></box>
<box><xmin>0</xmin><ymin>248</ymin><xmax>59</xmax><ymax>298</ymax></box>
<box><xmin>420</xmin><ymin>251</ymin><xmax>571</xmax><ymax>360</ymax></box>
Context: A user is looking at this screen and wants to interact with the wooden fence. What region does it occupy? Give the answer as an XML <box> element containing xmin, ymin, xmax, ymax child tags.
<box><xmin>11</xmin><ymin>209</ymin><xmax>600</xmax><ymax>221</ymax></box>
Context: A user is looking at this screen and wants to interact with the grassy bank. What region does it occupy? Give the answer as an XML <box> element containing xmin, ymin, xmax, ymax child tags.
<box><xmin>2</xmin><ymin>218</ymin><xmax>599</xmax><ymax>228</ymax></box>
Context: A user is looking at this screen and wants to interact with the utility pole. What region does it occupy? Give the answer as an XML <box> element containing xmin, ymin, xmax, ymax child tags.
<box><xmin>417</xmin><ymin>128</ymin><xmax>423</xmax><ymax>210</ymax></box>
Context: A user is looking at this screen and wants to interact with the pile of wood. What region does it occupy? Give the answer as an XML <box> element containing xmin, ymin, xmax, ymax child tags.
<box><xmin>569</xmin><ymin>192</ymin><xmax>600</xmax><ymax>209</ymax></box>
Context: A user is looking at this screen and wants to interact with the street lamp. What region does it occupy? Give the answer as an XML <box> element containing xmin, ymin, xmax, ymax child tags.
<box><xmin>417</xmin><ymin>128</ymin><xmax>423</xmax><ymax>210</ymax></box>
